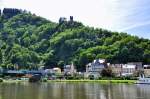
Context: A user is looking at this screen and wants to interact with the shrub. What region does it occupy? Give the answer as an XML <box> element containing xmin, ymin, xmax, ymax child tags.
<box><xmin>0</xmin><ymin>78</ymin><xmax>3</xmax><ymax>82</ymax></box>
<box><xmin>29</xmin><ymin>74</ymin><xmax>41</xmax><ymax>82</ymax></box>
<box><xmin>88</xmin><ymin>75</ymin><xmax>95</xmax><ymax>80</ymax></box>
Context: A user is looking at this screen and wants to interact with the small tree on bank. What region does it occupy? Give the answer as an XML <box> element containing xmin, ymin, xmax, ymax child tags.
<box><xmin>101</xmin><ymin>67</ymin><xmax>114</xmax><ymax>77</ymax></box>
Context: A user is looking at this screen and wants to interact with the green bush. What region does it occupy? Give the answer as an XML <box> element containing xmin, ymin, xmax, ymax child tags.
<box><xmin>0</xmin><ymin>78</ymin><xmax>3</xmax><ymax>82</ymax></box>
<box><xmin>29</xmin><ymin>75</ymin><xmax>41</xmax><ymax>82</ymax></box>
<box><xmin>42</xmin><ymin>78</ymin><xmax>47</xmax><ymax>82</ymax></box>
<box><xmin>98</xmin><ymin>76</ymin><xmax>138</xmax><ymax>80</ymax></box>
<box><xmin>88</xmin><ymin>75</ymin><xmax>95</xmax><ymax>80</ymax></box>
<box><xmin>66</xmin><ymin>76</ymin><xmax>74</xmax><ymax>80</ymax></box>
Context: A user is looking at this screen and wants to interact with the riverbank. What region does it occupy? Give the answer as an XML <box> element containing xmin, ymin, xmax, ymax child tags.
<box><xmin>47</xmin><ymin>80</ymin><xmax>136</xmax><ymax>84</ymax></box>
<box><xmin>1</xmin><ymin>79</ymin><xmax>28</xmax><ymax>83</ymax></box>
<box><xmin>0</xmin><ymin>79</ymin><xmax>136</xmax><ymax>84</ymax></box>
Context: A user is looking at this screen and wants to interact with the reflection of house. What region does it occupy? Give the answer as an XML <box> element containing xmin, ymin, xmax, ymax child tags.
<box><xmin>64</xmin><ymin>63</ymin><xmax>76</xmax><ymax>75</ymax></box>
<box><xmin>85</xmin><ymin>59</ymin><xmax>106</xmax><ymax>78</ymax></box>
<box><xmin>121</xmin><ymin>64</ymin><xmax>136</xmax><ymax>76</ymax></box>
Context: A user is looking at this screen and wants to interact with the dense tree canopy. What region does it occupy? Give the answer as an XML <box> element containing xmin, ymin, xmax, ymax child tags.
<box><xmin>0</xmin><ymin>8</ymin><xmax>150</xmax><ymax>71</ymax></box>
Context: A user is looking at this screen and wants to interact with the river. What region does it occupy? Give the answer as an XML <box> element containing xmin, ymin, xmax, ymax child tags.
<box><xmin>0</xmin><ymin>82</ymin><xmax>150</xmax><ymax>99</ymax></box>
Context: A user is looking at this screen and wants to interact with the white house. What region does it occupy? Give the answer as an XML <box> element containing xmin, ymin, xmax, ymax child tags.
<box><xmin>85</xmin><ymin>59</ymin><xmax>106</xmax><ymax>78</ymax></box>
<box><xmin>44</xmin><ymin>67</ymin><xmax>61</xmax><ymax>75</ymax></box>
<box><xmin>127</xmin><ymin>62</ymin><xmax>143</xmax><ymax>70</ymax></box>
<box><xmin>144</xmin><ymin>65</ymin><xmax>150</xmax><ymax>77</ymax></box>
<box><xmin>121</xmin><ymin>64</ymin><xmax>136</xmax><ymax>76</ymax></box>
<box><xmin>111</xmin><ymin>64</ymin><xmax>123</xmax><ymax>77</ymax></box>
<box><xmin>64</xmin><ymin>63</ymin><xmax>76</xmax><ymax>75</ymax></box>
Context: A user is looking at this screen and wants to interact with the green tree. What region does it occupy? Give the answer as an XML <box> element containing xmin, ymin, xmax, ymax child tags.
<box><xmin>101</xmin><ymin>67</ymin><xmax>114</xmax><ymax>77</ymax></box>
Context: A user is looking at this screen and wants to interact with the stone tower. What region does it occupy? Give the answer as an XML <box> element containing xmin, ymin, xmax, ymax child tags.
<box><xmin>70</xmin><ymin>16</ymin><xmax>73</xmax><ymax>22</ymax></box>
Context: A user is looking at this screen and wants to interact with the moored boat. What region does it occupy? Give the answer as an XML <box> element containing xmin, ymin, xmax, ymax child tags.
<box><xmin>136</xmin><ymin>74</ymin><xmax>150</xmax><ymax>84</ymax></box>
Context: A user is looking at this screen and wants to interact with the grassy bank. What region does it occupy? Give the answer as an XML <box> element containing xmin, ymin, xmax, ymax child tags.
<box><xmin>2</xmin><ymin>80</ymin><xmax>28</xmax><ymax>83</ymax></box>
<box><xmin>47</xmin><ymin>80</ymin><xmax>136</xmax><ymax>84</ymax></box>
<box><xmin>0</xmin><ymin>79</ymin><xmax>136</xmax><ymax>84</ymax></box>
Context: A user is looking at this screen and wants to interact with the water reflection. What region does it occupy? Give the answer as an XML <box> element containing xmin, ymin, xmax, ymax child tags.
<box><xmin>0</xmin><ymin>82</ymin><xmax>150</xmax><ymax>99</ymax></box>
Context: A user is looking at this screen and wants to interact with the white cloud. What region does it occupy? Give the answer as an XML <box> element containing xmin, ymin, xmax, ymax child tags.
<box><xmin>1</xmin><ymin>0</ymin><xmax>119</xmax><ymax>29</ymax></box>
<box><xmin>1</xmin><ymin>0</ymin><xmax>150</xmax><ymax>38</ymax></box>
<box><xmin>119</xmin><ymin>21</ymin><xmax>150</xmax><ymax>31</ymax></box>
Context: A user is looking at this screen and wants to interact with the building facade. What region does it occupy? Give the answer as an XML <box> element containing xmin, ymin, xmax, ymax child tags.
<box><xmin>64</xmin><ymin>63</ymin><xmax>76</xmax><ymax>75</ymax></box>
<box><xmin>85</xmin><ymin>59</ymin><xmax>106</xmax><ymax>78</ymax></box>
<box><xmin>121</xmin><ymin>64</ymin><xmax>136</xmax><ymax>76</ymax></box>
<box><xmin>127</xmin><ymin>62</ymin><xmax>143</xmax><ymax>70</ymax></box>
<box><xmin>111</xmin><ymin>64</ymin><xmax>122</xmax><ymax>76</ymax></box>
<box><xmin>144</xmin><ymin>65</ymin><xmax>150</xmax><ymax>77</ymax></box>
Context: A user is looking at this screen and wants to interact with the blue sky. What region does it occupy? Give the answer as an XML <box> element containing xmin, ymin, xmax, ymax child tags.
<box><xmin>0</xmin><ymin>0</ymin><xmax>150</xmax><ymax>39</ymax></box>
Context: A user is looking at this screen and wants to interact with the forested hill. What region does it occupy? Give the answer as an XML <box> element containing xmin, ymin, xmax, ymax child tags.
<box><xmin>0</xmin><ymin>8</ymin><xmax>150</xmax><ymax>70</ymax></box>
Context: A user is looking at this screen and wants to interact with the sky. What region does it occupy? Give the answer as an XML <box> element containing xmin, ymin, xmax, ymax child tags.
<box><xmin>0</xmin><ymin>0</ymin><xmax>150</xmax><ymax>39</ymax></box>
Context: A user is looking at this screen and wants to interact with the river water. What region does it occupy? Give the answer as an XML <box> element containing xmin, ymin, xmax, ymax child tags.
<box><xmin>0</xmin><ymin>82</ymin><xmax>150</xmax><ymax>99</ymax></box>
